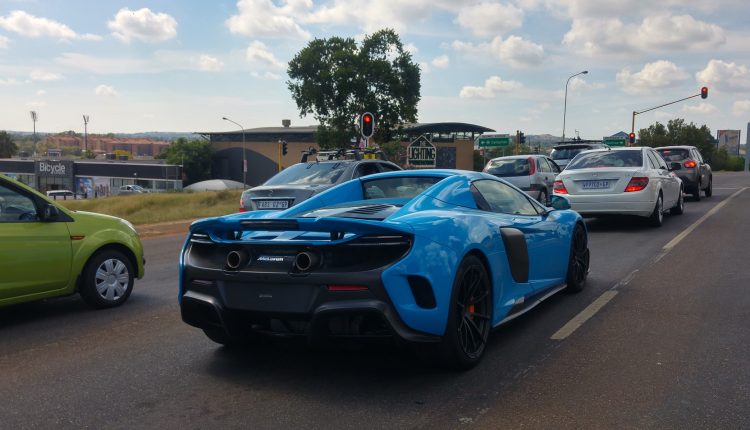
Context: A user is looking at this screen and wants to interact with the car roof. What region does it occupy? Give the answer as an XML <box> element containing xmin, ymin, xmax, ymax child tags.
<box><xmin>552</xmin><ymin>143</ymin><xmax>606</xmax><ymax>150</ymax></box>
<box><xmin>488</xmin><ymin>154</ymin><xmax>548</xmax><ymax>161</ymax></box>
<box><xmin>655</xmin><ymin>145</ymin><xmax>695</xmax><ymax>150</ymax></box>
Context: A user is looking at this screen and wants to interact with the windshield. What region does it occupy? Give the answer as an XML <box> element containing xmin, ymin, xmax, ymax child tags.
<box><xmin>567</xmin><ymin>151</ymin><xmax>643</xmax><ymax>169</ymax></box>
<box><xmin>656</xmin><ymin>148</ymin><xmax>690</xmax><ymax>162</ymax></box>
<box><xmin>264</xmin><ymin>163</ymin><xmax>347</xmax><ymax>186</ymax></box>
<box><xmin>485</xmin><ymin>159</ymin><xmax>531</xmax><ymax>177</ymax></box>
<box><xmin>362</xmin><ymin>177</ymin><xmax>441</xmax><ymax>200</ymax></box>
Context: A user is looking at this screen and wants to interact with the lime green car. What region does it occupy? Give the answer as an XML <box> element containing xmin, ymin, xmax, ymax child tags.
<box><xmin>0</xmin><ymin>174</ymin><xmax>144</xmax><ymax>308</ymax></box>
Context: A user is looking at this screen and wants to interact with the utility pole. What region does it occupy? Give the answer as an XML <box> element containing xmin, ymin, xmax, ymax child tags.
<box><xmin>30</xmin><ymin>111</ymin><xmax>38</xmax><ymax>156</ymax></box>
<box><xmin>82</xmin><ymin>115</ymin><xmax>89</xmax><ymax>156</ymax></box>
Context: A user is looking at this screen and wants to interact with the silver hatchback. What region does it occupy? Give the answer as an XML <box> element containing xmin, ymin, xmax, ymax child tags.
<box><xmin>483</xmin><ymin>155</ymin><xmax>561</xmax><ymax>204</ymax></box>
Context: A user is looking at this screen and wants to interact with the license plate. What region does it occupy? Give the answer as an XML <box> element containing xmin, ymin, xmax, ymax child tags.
<box><xmin>256</xmin><ymin>200</ymin><xmax>289</xmax><ymax>209</ymax></box>
<box><xmin>581</xmin><ymin>180</ymin><xmax>610</xmax><ymax>189</ymax></box>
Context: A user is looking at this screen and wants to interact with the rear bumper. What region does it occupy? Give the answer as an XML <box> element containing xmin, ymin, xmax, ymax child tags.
<box><xmin>559</xmin><ymin>192</ymin><xmax>655</xmax><ymax>217</ymax></box>
<box><xmin>179</xmin><ymin>268</ymin><xmax>440</xmax><ymax>344</ymax></box>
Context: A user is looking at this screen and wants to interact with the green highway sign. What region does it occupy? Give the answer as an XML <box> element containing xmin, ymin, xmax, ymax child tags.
<box><xmin>478</xmin><ymin>135</ymin><xmax>511</xmax><ymax>148</ymax></box>
<box><xmin>603</xmin><ymin>137</ymin><xmax>626</xmax><ymax>147</ymax></box>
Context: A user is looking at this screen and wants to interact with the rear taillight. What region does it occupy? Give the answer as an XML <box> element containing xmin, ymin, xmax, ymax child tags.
<box><xmin>327</xmin><ymin>285</ymin><xmax>368</xmax><ymax>292</ymax></box>
<box><xmin>683</xmin><ymin>160</ymin><xmax>697</xmax><ymax>168</ymax></box>
<box><xmin>528</xmin><ymin>157</ymin><xmax>536</xmax><ymax>175</ymax></box>
<box><xmin>239</xmin><ymin>208</ymin><xmax>247</xmax><ymax>212</ymax></box>
<box><xmin>239</xmin><ymin>197</ymin><xmax>247</xmax><ymax>212</ymax></box>
<box><xmin>624</xmin><ymin>177</ymin><xmax>649</xmax><ymax>192</ymax></box>
<box><xmin>554</xmin><ymin>180</ymin><xmax>568</xmax><ymax>194</ymax></box>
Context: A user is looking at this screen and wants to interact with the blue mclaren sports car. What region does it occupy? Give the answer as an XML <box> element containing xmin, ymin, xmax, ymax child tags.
<box><xmin>179</xmin><ymin>170</ymin><xmax>589</xmax><ymax>368</ymax></box>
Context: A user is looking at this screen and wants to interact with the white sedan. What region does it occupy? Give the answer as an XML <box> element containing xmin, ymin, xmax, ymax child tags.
<box><xmin>553</xmin><ymin>146</ymin><xmax>684</xmax><ymax>227</ymax></box>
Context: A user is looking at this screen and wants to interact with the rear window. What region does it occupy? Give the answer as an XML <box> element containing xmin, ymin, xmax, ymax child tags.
<box><xmin>484</xmin><ymin>158</ymin><xmax>531</xmax><ymax>177</ymax></box>
<box><xmin>567</xmin><ymin>151</ymin><xmax>643</xmax><ymax>169</ymax></box>
<box><xmin>656</xmin><ymin>148</ymin><xmax>690</xmax><ymax>162</ymax></box>
<box><xmin>551</xmin><ymin>146</ymin><xmax>590</xmax><ymax>160</ymax></box>
<box><xmin>264</xmin><ymin>162</ymin><xmax>347</xmax><ymax>186</ymax></box>
<box><xmin>362</xmin><ymin>177</ymin><xmax>441</xmax><ymax>200</ymax></box>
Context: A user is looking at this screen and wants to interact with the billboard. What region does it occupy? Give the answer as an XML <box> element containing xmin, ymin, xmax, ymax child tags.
<box><xmin>717</xmin><ymin>129</ymin><xmax>741</xmax><ymax>156</ymax></box>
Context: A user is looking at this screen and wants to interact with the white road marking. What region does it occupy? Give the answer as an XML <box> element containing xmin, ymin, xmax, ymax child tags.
<box><xmin>662</xmin><ymin>187</ymin><xmax>747</xmax><ymax>252</ymax></box>
<box><xmin>552</xmin><ymin>187</ymin><xmax>747</xmax><ymax>341</ymax></box>
<box><xmin>550</xmin><ymin>291</ymin><xmax>618</xmax><ymax>340</ymax></box>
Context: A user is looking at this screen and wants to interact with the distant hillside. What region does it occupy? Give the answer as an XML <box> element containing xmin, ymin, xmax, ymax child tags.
<box><xmin>5</xmin><ymin>131</ymin><xmax>197</xmax><ymax>141</ymax></box>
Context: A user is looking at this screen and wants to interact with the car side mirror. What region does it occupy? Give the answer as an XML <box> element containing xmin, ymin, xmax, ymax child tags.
<box><xmin>549</xmin><ymin>195</ymin><xmax>571</xmax><ymax>210</ymax></box>
<box><xmin>42</xmin><ymin>203</ymin><xmax>60</xmax><ymax>221</ymax></box>
<box><xmin>669</xmin><ymin>162</ymin><xmax>682</xmax><ymax>171</ymax></box>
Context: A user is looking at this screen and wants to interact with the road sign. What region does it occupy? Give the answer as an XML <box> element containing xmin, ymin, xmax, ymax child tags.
<box><xmin>478</xmin><ymin>135</ymin><xmax>510</xmax><ymax>148</ymax></box>
<box><xmin>603</xmin><ymin>137</ymin><xmax>626</xmax><ymax>147</ymax></box>
<box><xmin>407</xmin><ymin>134</ymin><xmax>437</xmax><ymax>168</ymax></box>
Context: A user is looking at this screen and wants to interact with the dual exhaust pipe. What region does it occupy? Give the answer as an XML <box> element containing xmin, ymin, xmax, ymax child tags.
<box><xmin>225</xmin><ymin>249</ymin><xmax>319</xmax><ymax>272</ymax></box>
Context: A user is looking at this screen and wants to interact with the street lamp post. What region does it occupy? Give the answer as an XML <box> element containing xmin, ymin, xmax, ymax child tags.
<box><xmin>82</xmin><ymin>115</ymin><xmax>89</xmax><ymax>156</ymax></box>
<box><xmin>562</xmin><ymin>70</ymin><xmax>588</xmax><ymax>143</ymax></box>
<box><xmin>30</xmin><ymin>111</ymin><xmax>38</xmax><ymax>156</ymax></box>
<box><xmin>222</xmin><ymin>117</ymin><xmax>247</xmax><ymax>189</ymax></box>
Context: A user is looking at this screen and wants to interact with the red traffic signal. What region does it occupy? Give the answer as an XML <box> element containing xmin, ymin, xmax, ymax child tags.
<box><xmin>701</xmin><ymin>87</ymin><xmax>708</xmax><ymax>99</ymax></box>
<box><xmin>360</xmin><ymin>112</ymin><xmax>374</xmax><ymax>138</ymax></box>
<box><xmin>629</xmin><ymin>132</ymin><xmax>636</xmax><ymax>144</ymax></box>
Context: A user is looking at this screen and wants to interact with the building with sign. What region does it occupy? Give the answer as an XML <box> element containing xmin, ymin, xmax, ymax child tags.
<box><xmin>200</xmin><ymin>121</ymin><xmax>494</xmax><ymax>185</ymax></box>
<box><xmin>0</xmin><ymin>158</ymin><xmax>182</xmax><ymax>196</ymax></box>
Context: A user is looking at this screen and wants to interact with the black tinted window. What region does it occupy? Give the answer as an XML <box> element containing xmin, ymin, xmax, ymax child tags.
<box><xmin>656</xmin><ymin>148</ymin><xmax>690</xmax><ymax>162</ymax></box>
<box><xmin>484</xmin><ymin>158</ymin><xmax>531</xmax><ymax>177</ymax></box>
<box><xmin>362</xmin><ymin>177</ymin><xmax>441</xmax><ymax>200</ymax></box>
<box><xmin>472</xmin><ymin>180</ymin><xmax>539</xmax><ymax>216</ymax></box>
<box><xmin>567</xmin><ymin>151</ymin><xmax>643</xmax><ymax>169</ymax></box>
<box><xmin>264</xmin><ymin>163</ymin><xmax>347</xmax><ymax>186</ymax></box>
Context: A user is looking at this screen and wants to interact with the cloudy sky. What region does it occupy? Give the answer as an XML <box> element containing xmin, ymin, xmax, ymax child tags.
<box><xmin>1</xmin><ymin>0</ymin><xmax>749</xmax><ymax>141</ymax></box>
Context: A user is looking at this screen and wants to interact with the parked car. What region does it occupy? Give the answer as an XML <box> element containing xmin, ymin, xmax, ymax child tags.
<box><xmin>655</xmin><ymin>145</ymin><xmax>712</xmax><ymax>200</ymax></box>
<box><xmin>550</xmin><ymin>143</ymin><xmax>609</xmax><ymax>170</ymax></box>
<box><xmin>46</xmin><ymin>189</ymin><xmax>83</xmax><ymax>200</ymax></box>
<box><xmin>0</xmin><ymin>174</ymin><xmax>144</xmax><ymax>308</ymax></box>
<box><xmin>553</xmin><ymin>147</ymin><xmax>684</xmax><ymax>226</ymax></box>
<box><xmin>483</xmin><ymin>154</ymin><xmax>560</xmax><ymax>204</ymax></box>
<box><xmin>117</xmin><ymin>184</ymin><xmax>149</xmax><ymax>195</ymax></box>
<box><xmin>180</xmin><ymin>169</ymin><xmax>589</xmax><ymax>369</ymax></box>
<box><xmin>239</xmin><ymin>158</ymin><xmax>401</xmax><ymax>211</ymax></box>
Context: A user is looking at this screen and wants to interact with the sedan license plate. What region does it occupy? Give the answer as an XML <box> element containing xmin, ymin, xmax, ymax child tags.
<box><xmin>581</xmin><ymin>180</ymin><xmax>610</xmax><ymax>189</ymax></box>
<box><xmin>256</xmin><ymin>200</ymin><xmax>289</xmax><ymax>209</ymax></box>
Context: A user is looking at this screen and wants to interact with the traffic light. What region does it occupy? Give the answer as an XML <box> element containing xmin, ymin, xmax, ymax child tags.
<box><xmin>701</xmin><ymin>86</ymin><xmax>708</xmax><ymax>99</ymax></box>
<box><xmin>360</xmin><ymin>112</ymin><xmax>374</xmax><ymax>138</ymax></box>
<box><xmin>519</xmin><ymin>132</ymin><xmax>526</xmax><ymax>144</ymax></box>
<box><xmin>629</xmin><ymin>132</ymin><xmax>636</xmax><ymax>144</ymax></box>
<box><xmin>282</xmin><ymin>141</ymin><xmax>288</xmax><ymax>156</ymax></box>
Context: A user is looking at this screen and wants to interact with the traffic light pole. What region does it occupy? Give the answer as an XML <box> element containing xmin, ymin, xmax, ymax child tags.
<box><xmin>631</xmin><ymin>91</ymin><xmax>704</xmax><ymax>134</ymax></box>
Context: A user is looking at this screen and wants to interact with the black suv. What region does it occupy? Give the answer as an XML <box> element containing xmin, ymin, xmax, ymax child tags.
<box><xmin>239</xmin><ymin>156</ymin><xmax>401</xmax><ymax>212</ymax></box>
<box><xmin>550</xmin><ymin>143</ymin><xmax>609</xmax><ymax>170</ymax></box>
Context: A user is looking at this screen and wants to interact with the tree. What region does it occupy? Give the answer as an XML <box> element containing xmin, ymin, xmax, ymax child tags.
<box><xmin>160</xmin><ymin>138</ymin><xmax>213</xmax><ymax>185</ymax></box>
<box><xmin>0</xmin><ymin>131</ymin><xmax>18</xmax><ymax>158</ymax></box>
<box><xmin>287</xmin><ymin>29</ymin><xmax>421</xmax><ymax>149</ymax></box>
<box><xmin>638</xmin><ymin>118</ymin><xmax>715</xmax><ymax>160</ymax></box>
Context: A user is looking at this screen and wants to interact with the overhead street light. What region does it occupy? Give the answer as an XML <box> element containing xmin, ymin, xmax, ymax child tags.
<box><xmin>562</xmin><ymin>70</ymin><xmax>588</xmax><ymax>143</ymax></box>
<box><xmin>222</xmin><ymin>116</ymin><xmax>247</xmax><ymax>189</ymax></box>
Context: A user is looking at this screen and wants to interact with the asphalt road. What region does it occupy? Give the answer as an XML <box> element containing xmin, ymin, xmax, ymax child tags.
<box><xmin>1</xmin><ymin>172</ymin><xmax>749</xmax><ymax>429</ymax></box>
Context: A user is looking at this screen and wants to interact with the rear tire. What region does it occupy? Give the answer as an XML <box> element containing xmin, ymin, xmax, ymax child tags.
<box><xmin>670</xmin><ymin>188</ymin><xmax>684</xmax><ymax>215</ymax></box>
<box><xmin>704</xmin><ymin>177</ymin><xmax>712</xmax><ymax>197</ymax></box>
<box><xmin>648</xmin><ymin>193</ymin><xmax>664</xmax><ymax>227</ymax></box>
<box><xmin>692</xmin><ymin>182</ymin><xmax>701</xmax><ymax>201</ymax></box>
<box><xmin>565</xmin><ymin>224</ymin><xmax>589</xmax><ymax>293</ymax></box>
<box><xmin>538</xmin><ymin>189</ymin><xmax>548</xmax><ymax>206</ymax></box>
<box><xmin>436</xmin><ymin>255</ymin><xmax>492</xmax><ymax>370</ymax></box>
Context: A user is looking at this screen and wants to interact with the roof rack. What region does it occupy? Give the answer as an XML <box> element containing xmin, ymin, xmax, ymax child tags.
<box><xmin>300</xmin><ymin>147</ymin><xmax>389</xmax><ymax>163</ymax></box>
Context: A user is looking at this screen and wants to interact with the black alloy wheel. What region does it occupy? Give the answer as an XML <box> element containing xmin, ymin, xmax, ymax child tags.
<box><xmin>438</xmin><ymin>255</ymin><xmax>492</xmax><ymax>370</ymax></box>
<box><xmin>565</xmin><ymin>224</ymin><xmax>589</xmax><ymax>293</ymax></box>
<box><xmin>705</xmin><ymin>177</ymin><xmax>713</xmax><ymax>197</ymax></box>
<box><xmin>693</xmin><ymin>181</ymin><xmax>701</xmax><ymax>201</ymax></box>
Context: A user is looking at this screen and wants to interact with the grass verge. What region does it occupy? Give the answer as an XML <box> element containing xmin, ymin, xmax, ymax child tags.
<box><xmin>57</xmin><ymin>190</ymin><xmax>242</xmax><ymax>225</ymax></box>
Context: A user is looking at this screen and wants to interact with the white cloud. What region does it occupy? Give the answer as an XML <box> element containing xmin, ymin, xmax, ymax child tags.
<box><xmin>459</xmin><ymin>75</ymin><xmax>522</xmax><ymax>99</ymax></box>
<box><xmin>682</xmin><ymin>103</ymin><xmax>717</xmax><ymax>114</ymax></box>
<box><xmin>419</xmin><ymin>62</ymin><xmax>431</xmax><ymax>74</ymax></box>
<box><xmin>569</xmin><ymin>76</ymin><xmax>605</xmax><ymax>91</ymax></box>
<box><xmin>403</xmin><ymin>43</ymin><xmax>418</xmax><ymax>55</ymax></box>
<box><xmin>732</xmin><ymin>100</ymin><xmax>750</xmax><ymax>116</ymax></box>
<box><xmin>0</xmin><ymin>35</ymin><xmax>9</xmax><ymax>48</ymax></box>
<box><xmin>251</xmin><ymin>71</ymin><xmax>282</xmax><ymax>80</ymax></box>
<box><xmin>451</xmin><ymin>35</ymin><xmax>544</xmax><ymax>68</ymax></box>
<box><xmin>455</xmin><ymin>2</ymin><xmax>523</xmax><ymax>37</ymax></box>
<box><xmin>696</xmin><ymin>60</ymin><xmax>750</xmax><ymax>93</ymax></box>
<box><xmin>56</xmin><ymin>52</ymin><xmax>154</xmax><ymax>74</ymax></box>
<box><xmin>246</xmin><ymin>41</ymin><xmax>285</xmax><ymax>69</ymax></box>
<box><xmin>108</xmin><ymin>8</ymin><xmax>177</xmax><ymax>43</ymax></box>
<box><xmin>226</xmin><ymin>0</ymin><xmax>311</xmax><ymax>40</ymax></box>
<box><xmin>0</xmin><ymin>10</ymin><xmax>100</xmax><ymax>40</ymax></box>
<box><xmin>563</xmin><ymin>14</ymin><xmax>725</xmax><ymax>56</ymax></box>
<box><xmin>30</xmin><ymin>70</ymin><xmax>63</xmax><ymax>81</ymax></box>
<box><xmin>36</xmin><ymin>90</ymin><xmax>46</xmax><ymax>96</ymax></box>
<box><xmin>431</xmin><ymin>55</ymin><xmax>449</xmax><ymax>69</ymax></box>
<box><xmin>616</xmin><ymin>61</ymin><xmax>688</xmax><ymax>95</ymax></box>
<box><xmin>95</xmin><ymin>84</ymin><xmax>118</xmax><ymax>97</ymax></box>
<box><xmin>196</xmin><ymin>55</ymin><xmax>224</xmax><ymax>72</ymax></box>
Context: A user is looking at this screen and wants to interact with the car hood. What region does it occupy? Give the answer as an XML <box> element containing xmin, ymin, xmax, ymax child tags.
<box><xmin>71</xmin><ymin>210</ymin><xmax>136</xmax><ymax>232</ymax></box>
